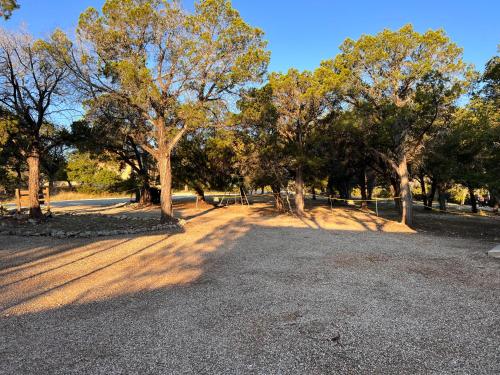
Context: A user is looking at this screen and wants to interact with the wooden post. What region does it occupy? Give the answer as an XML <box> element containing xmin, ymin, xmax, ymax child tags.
<box><xmin>15</xmin><ymin>189</ymin><xmax>21</xmax><ymax>213</ymax></box>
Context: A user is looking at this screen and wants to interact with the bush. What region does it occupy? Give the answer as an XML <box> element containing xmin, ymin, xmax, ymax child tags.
<box><xmin>66</xmin><ymin>152</ymin><xmax>122</xmax><ymax>193</ymax></box>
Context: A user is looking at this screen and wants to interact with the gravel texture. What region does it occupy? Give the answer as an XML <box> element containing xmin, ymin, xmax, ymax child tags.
<box><xmin>0</xmin><ymin>203</ymin><xmax>499</xmax><ymax>374</ymax></box>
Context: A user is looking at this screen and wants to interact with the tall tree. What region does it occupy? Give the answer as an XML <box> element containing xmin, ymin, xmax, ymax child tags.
<box><xmin>268</xmin><ymin>69</ymin><xmax>330</xmax><ymax>215</ymax></box>
<box><xmin>481</xmin><ymin>47</ymin><xmax>500</xmax><ymax>210</ymax></box>
<box><xmin>235</xmin><ymin>85</ymin><xmax>289</xmax><ymax>211</ymax></box>
<box><xmin>0</xmin><ymin>29</ymin><xmax>68</xmax><ymax>219</ymax></box>
<box><xmin>51</xmin><ymin>0</ymin><xmax>269</xmax><ymax>222</ymax></box>
<box><xmin>320</xmin><ymin>24</ymin><xmax>470</xmax><ymax>225</ymax></box>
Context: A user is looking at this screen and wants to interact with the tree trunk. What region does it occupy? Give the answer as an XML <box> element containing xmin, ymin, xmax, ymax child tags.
<box><xmin>390</xmin><ymin>176</ymin><xmax>401</xmax><ymax>212</ymax></box>
<box><xmin>295</xmin><ymin>165</ymin><xmax>305</xmax><ymax>216</ymax></box>
<box><xmin>491</xmin><ymin>194</ymin><xmax>499</xmax><ymax>214</ymax></box>
<box><xmin>139</xmin><ymin>186</ymin><xmax>152</xmax><ymax>205</ymax></box>
<box><xmin>311</xmin><ymin>186</ymin><xmax>317</xmax><ymax>200</ymax></box>
<box><xmin>427</xmin><ymin>179</ymin><xmax>437</xmax><ymax>210</ymax></box>
<box><xmin>194</xmin><ymin>185</ymin><xmax>206</xmax><ymax>202</ymax></box>
<box><xmin>137</xmin><ymin>170</ymin><xmax>152</xmax><ymax>205</ymax></box>
<box><xmin>367</xmin><ymin>171</ymin><xmax>375</xmax><ymax>200</ymax></box>
<box><xmin>327</xmin><ymin>176</ymin><xmax>334</xmax><ymax>197</ymax></box>
<box><xmin>397</xmin><ymin>155</ymin><xmax>413</xmax><ymax>226</ymax></box>
<box><xmin>468</xmin><ymin>185</ymin><xmax>478</xmax><ymax>213</ymax></box>
<box><xmin>419</xmin><ymin>174</ymin><xmax>428</xmax><ymax>208</ymax></box>
<box><xmin>272</xmin><ymin>184</ymin><xmax>284</xmax><ymax>211</ymax></box>
<box><xmin>359</xmin><ymin>169</ymin><xmax>368</xmax><ymax>209</ymax></box>
<box><xmin>437</xmin><ymin>183</ymin><xmax>447</xmax><ymax>212</ymax></box>
<box><xmin>27</xmin><ymin>151</ymin><xmax>43</xmax><ymax>220</ymax></box>
<box><xmin>158</xmin><ymin>153</ymin><xmax>174</xmax><ymax>223</ymax></box>
<box><xmin>261</xmin><ymin>186</ymin><xmax>264</xmax><ymax>194</ymax></box>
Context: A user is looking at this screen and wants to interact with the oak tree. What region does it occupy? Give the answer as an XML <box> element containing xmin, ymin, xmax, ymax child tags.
<box><xmin>51</xmin><ymin>0</ymin><xmax>269</xmax><ymax>222</ymax></box>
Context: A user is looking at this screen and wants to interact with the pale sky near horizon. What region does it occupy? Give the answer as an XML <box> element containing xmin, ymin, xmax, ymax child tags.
<box><xmin>3</xmin><ymin>0</ymin><xmax>499</xmax><ymax>74</ymax></box>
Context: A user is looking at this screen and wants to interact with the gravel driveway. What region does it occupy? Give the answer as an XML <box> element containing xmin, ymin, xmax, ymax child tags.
<box><xmin>1</xmin><ymin>204</ymin><xmax>499</xmax><ymax>374</ymax></box>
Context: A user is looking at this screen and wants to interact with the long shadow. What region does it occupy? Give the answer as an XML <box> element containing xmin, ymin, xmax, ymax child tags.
<box><xmin>0</xmin><ymin>238</ymin><xmax>133</xmax><ymax>289</ymax></box>
<box><xmin>181</xmin><ymin>206</ymin><xmax>218</xmax><ymax>221</ymax></box>
<box><xmin>0</xmin><ymin>237</ymin><xmax>168</xmax><ymax>314</ymax></box>
<box><xmin>0</xmin><ymin>240</ymin><xmax>89</xmax><ymax>271</ymax></box>
<box><xmin>1</xmin><ymin>213</ymin><xmax>498</xmax><ymax>374</ymax></box>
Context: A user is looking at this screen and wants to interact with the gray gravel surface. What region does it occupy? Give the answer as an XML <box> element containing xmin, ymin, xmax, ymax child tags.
<box><xmin>0</xmin><ymin>205</ymin><xmax>499</xmax><ymax>374</ymax></box>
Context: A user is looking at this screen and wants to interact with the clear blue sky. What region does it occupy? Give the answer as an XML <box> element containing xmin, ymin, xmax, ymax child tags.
<box><xmin>4</xmin><ymin>0</ymin><xmax>499</xmax><ymax>73</ymax></box>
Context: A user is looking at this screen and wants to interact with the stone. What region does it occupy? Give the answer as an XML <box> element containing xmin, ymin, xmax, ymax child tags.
<box><xmin>488</xmin><ymin>244</ymin><xmax>500</xmax><ymax>258</ymax></box>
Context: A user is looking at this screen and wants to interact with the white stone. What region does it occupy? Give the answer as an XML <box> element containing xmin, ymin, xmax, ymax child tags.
<box><xmin>488</xmin><ymin>244</ymin><xmax>500</xmax><ymax>258</ymax></box>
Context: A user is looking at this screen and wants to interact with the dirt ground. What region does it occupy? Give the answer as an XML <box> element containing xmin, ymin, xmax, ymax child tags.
<box><xmin>1</xmin><ymin>200</ymin><xmax>499</xmax><ymax>374</ymax></box>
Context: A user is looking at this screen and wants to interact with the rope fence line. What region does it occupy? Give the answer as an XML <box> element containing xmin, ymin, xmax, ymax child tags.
<box><xmin>326</xmin><ymin>196</ymin><xmax>401</xmax><ymax>216</ymax></box>
<box><xmin>324</xmin><ymin>195</ymin><xmax>492</xmax><ymax>218</ymax></box>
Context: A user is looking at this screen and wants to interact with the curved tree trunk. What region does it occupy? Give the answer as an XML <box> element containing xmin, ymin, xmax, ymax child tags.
<box><xmin>27</xmin><ymin>150</ymin><xmax>43</xmax><ymax>220</ymax></box>
<box><xmin>295</xmin><ymin>165</ymin><xmax>305</xmax><ymax>216</ymax></box>
<box><xmin>158</xmin><ymin>153</ymin><xmax>173</xmax><ymax>223</ymax></box>
<box><xmin>397</xmin><ymin>155</ymin><xmax>413</xmax><ymax>226</ymax></box>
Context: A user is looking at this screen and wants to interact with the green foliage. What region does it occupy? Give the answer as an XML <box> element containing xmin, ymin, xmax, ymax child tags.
<box><xmin>0</xmin><ymin>0</ymin><xmax>18</xmax><ymax>20</ymax></box>
<box><xmin>66</xmin><ymin>152</ymin><xmax>122</xmax><ymax>193</ymax></box>
<box><xmin>172</xmin><ymin>128</ymin><xmax>240</xmax><ymax>194</ymax></box>
<box><xmin>319</xmin><ymin>24</ymin><xmax>471</xmax><ymax>161</ymax></box>
<box><xmin>51</xmin><ymin>0</ymin><xmax>270</xmax><ymax>151</ymax></box>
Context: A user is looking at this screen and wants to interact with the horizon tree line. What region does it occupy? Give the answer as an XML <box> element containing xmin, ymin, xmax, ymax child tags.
<box><xmin>0</xmin><ymin>0</ymin><xmax>498</xmax><ymax>226</ymax></box>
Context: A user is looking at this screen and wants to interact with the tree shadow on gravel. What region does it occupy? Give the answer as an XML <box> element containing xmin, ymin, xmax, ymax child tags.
<box><xmin>0</xmin><ymin>210</ymin><xmax>499</xmax><ymax>374</ymax></box>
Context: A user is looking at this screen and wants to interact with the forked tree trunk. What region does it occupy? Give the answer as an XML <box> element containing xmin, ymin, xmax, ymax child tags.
<box><xmin>397</xmin><ymin>155</ymin><xmax>413</xmax><ymax>226</ymax></box>
<box><xmin>27</xmin><ymin>151</ymin><xmax>43</xmax><ymax>220</ymax></box>
<box><xmin>468</xmin><ymin>185</ymin><xmax>478</xmax><ymax>213</ymax></box>
<box><xmin>158</xmin><ymin>153</ymin><xmax>173</xmax><ymax>223</ymax></box>
<box><xmin>295</xmin><ymin>165</ymin><xmax>305</xmax><ymax>216</ymax></box>
<box><xmin>272</xmin><ymin>184</ymin><xmax>284</xmax><ymax>212</ymax></box>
